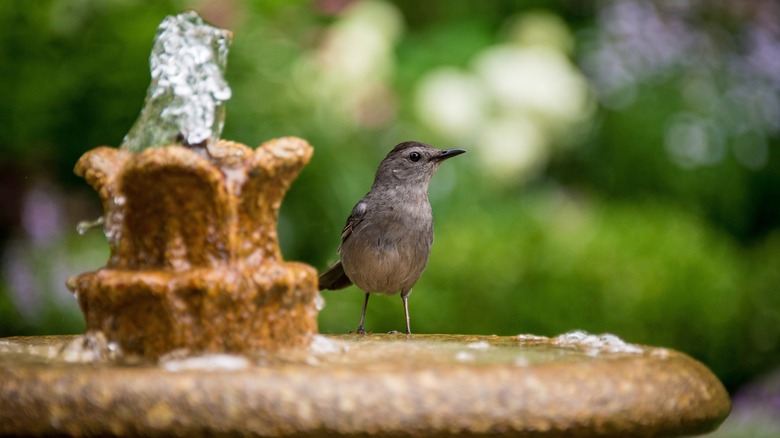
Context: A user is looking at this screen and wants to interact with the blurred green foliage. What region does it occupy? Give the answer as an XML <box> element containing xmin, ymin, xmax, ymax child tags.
<box><xmin>0</xmin><ymin>0</ymin><xmax>778</xmax><ymax>404</ymax></box>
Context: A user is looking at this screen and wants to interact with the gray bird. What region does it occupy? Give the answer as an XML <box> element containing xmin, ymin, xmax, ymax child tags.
<box><xmin>318</xmin><ymin>141</ymin><xmax>465</xmax><ymax>335</ymax></box>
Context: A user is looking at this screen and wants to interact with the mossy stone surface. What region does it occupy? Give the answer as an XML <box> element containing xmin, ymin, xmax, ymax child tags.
<box><xmin>0</xmin><ymin>333</ymin><xmax>730</xmax><ymax>437</ymax></box>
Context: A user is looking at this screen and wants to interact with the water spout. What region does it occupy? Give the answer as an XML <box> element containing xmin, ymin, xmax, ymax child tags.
<box><xmin>121</xmin><ymin>11</ymin><xmax>232</xmax><ymax>152</ymax></box>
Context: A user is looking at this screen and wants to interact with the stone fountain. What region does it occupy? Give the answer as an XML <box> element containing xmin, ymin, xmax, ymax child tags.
<box><xmin>66</xmin><ymin>11</ymin><xmax>319</xmax><ymax>359</ymax></box>
<box><xmin>68</xmin><ymin>136</ymin><xmax>318</xmax><ymax>358</ymax></box>
<box><xmin>0</xmin><ymin>11</ymin><xmax>730</xmax><ymax>437</ymax></box>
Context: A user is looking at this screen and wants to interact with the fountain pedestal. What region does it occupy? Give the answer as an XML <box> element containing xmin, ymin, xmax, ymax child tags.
<box><xmin>67</xmin><ymin>138</ymin><xmax>319</xmax><ymax>358</ymax></box>
<box><xmin>0</xmin><ymin>333</ymin><xmax>730</xmax><ymax>437</ymax></box>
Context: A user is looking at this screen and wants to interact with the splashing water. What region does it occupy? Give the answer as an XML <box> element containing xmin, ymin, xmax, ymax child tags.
<box><xmin>161</xmin><ymin>354</ymin><xmax>250</xmax><ymax>372</ymax></box>
<box><xmin>455</xmin><ymin>351</ymin><xmax>476</xmax><ymax>362</ymax></box>
<box><xmin>59</xmin><ymin>331</ymin><xmax>122</xmax><ymax>363</ymax></box>
<box><xmin>551</xmin><ymin>330</ymin><xmax>644</xmax><ymax>355</ymax></box>
<box><xmin>76</xmin><ymin>216</ymin><xmax>105</xmax><ymax>235</ymax></box>
<box><xmin>314</xmin><ymin>291</ymin><xmax>326</xmax><ymax>311</ymax></box>
<box><xmin>466</xmin><ymin>340</ymin><xmax>491</xmax><ymax>350</ymax></box>
<box><xmin>309</xmin><ymin>335</ymin><xmax>349</xmax><ymax>355</ymax></box>
<box><xmin>121</xmin><ymin>11</ymin><xmax>232</xmax><ymax>152</ymax></box>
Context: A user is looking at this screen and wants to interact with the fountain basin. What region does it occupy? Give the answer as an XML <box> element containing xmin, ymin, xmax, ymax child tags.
<box><xmin>0</xmin><ymin>333</ymin><xmax>730</xmax><ymax>437</ymax></box>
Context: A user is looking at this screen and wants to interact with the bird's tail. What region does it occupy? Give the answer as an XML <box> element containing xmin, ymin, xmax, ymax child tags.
<box><xmin>318</xmin><ymin>260</ymin><xmax>353</xmax><ymax>290</ymax></box>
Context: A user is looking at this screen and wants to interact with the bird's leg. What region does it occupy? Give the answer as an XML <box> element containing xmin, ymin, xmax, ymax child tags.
<box><xmin>401</xmin><ymin>289</ymin><xmax>411</xmax><ymax>336</ymax></box>
<box><xmin>356</xmin><ymin>292</ymin><xmax>370</xmax><ymax>334</ymax></box>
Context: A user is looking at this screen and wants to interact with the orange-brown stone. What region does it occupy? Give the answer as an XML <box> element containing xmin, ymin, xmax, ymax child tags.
<box><xmin>67</xmin><ymin>138</ymin><xmax>319</xmax><ymax>358</ymax></box>
<box><xmin>0</xmin><ymin>334</ymin><xmax>731</xmax><ymax>437</ymax></box>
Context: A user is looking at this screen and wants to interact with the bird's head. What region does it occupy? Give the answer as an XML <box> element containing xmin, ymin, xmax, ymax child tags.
<box><xmin>373</xmin><ymin>141</ymin><xmax>465</xmax><ymax>187</ymax></box>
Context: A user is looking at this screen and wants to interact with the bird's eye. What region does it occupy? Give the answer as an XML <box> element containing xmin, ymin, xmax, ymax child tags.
<box><xmin>409</xmin><ymin>152</ymin><xmax>421</xmax><ymax>162</ymax></box>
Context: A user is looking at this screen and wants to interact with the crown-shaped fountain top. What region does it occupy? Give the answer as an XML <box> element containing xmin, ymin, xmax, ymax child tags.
<box><xmin>67</xmin><ymin>12</ymin><xmax>319</xmax><ymax>358</ymax></box>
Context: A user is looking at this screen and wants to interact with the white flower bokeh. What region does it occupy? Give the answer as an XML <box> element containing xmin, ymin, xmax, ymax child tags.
<box><xmin>415</xmin><ymin>11</ymin><xmax>592</xmax><ymax>184</ymax></box>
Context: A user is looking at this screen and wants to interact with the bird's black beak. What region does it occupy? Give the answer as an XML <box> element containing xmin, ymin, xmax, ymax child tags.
<box><xmin>430</xmin><ymin>148</ymin><xmax>466</xmax><ymax>162</ymax></box>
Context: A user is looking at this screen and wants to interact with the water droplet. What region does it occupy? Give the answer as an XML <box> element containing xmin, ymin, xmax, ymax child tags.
<box><xmin>59</xmin><ymin>331</ymin><xmax>119</xmax><ymax>363</ymax></box>
<box><xmin>517</xmin><ymin>334</ymin><xmax>548</xmax><ymax>342</ymax></box>
<box><xmin>514</xmin><ymin>356</ymin><xmax>530</xmax><ymax>367</ymax></box>
<box><xmin>650</xmin><ymin>348</ymin><xmax>670</xmax><ymax>358</ymax></box>
<box><xmin>314</xmin><ymin>292</ymin><xmax>326</xmax><ymax>311</ymax></box>
<box><xmin>455</xmin><ymin>351</ymin><xmax>475</xmax><ymax>362</ymax></box>
<box><xmin>466</xmin><ymin>341</ymin><xmax>490</xmax><ymax>350</ymax></box>
<box><xmin>161</xmin><ymin>353</ymin><xmax>250</xmax><ymax>372</ymax></box>
<box><xmin>309</xmin><ymin>335</ymin><xmax>348</xmax><ymax>355</ymax></box>
<box><xmin>76</xmin><ymin>216</ymin><xmax>105</xmax><ymax>235</ymax></box>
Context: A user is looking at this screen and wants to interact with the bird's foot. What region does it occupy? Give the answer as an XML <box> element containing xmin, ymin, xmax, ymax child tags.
<box><xmin>388</xmin><ymin>330</ymin><xmax>412</xmax><ymax>338</ymax></box>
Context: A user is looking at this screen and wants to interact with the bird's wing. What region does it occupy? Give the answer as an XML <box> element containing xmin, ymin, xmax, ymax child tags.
<box><xmin>319</xmin><ymin>201</ymin><xmax>367</xmax><ymax>291</ymax></box>
<box><xmin>338</xmin><ymin>201</ymin><xmax>367</xmax><ymax>252</ymax></box>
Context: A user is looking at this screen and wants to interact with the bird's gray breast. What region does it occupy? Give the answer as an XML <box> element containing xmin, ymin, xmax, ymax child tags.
<box><xmin>340</xmin><ymin>190</ymin><xmax>433</xmax><ymax>295</ymax></box>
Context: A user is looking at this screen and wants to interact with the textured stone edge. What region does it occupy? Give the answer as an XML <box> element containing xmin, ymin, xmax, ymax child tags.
<box><xmin>0</xmin><ymin>337</ymin><xmax>731</xmax><ymax>437</ymax></box>
<box><xmin>71</xmin><ymin>264</ymin><xmax>319</xmax><ymax>358</ymax></box>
